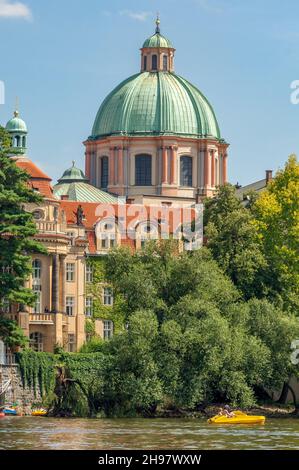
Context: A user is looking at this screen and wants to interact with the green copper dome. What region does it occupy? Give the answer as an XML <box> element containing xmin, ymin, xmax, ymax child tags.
<box><xmin>53</xmin><ymin>182</ymin><xmax>120</xmax><ymax>203</ymax></box>
<box><xmin>91</xmin><ymin>72</ymin><xmax>221</xmax><ymax>140</ymax></box>
<box><xmin>6</xmin><ymin>111</ymin><xmax>27</xmax><ymax>133</ymax></box>
<box><xmin>142</xmin><ymin>32</ymin><xmax>173</xmax><ymax>49</ymax></box>
<box><xmin>58</xmin><ymin>162</ymin><xmax>88</xmax><ymax>183</ymax></box>
<box><xmin>55</xmin><ymin>162</ymin><xmax>120</xmax><ymax>202</ymax></box>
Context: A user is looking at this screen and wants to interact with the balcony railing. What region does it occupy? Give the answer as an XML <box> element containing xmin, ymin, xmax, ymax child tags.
<box><xmin>36</xmin><ymin>221</ymin><xmax>59</xmax><ymax>233</ymax></box>
<box><xmin>29</xmin><ymin>313</ymin><xmax>54</xmax><ymax>324</ymax></box>
<box><xmin>3</xmin><ymin>353</ymin><xmax>17</xmax><ymax>365</ymax></box>
<box><xmin>3</xmin><ymin>313</ymin><xmax>18</xmax><ymax>322</ymax></box>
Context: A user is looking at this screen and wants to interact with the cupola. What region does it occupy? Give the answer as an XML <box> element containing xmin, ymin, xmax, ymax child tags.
<box><xmin>140</xmin><ymin>17</ymin><xmax>175</xmax><ymax>73</ymax></box>
<box><xmin>5</xmin><ymin>109</ymin><xmax>28</xmax><ymax>155</ymax></box>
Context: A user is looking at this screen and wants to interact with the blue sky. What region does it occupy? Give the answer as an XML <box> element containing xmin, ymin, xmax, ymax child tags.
<box><xmin>0</xmin><ymin>0</ymin><xmax>299</xmax><ymax>185</ymax></box>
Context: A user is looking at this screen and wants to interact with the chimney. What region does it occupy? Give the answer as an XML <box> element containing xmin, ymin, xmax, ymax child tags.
<box><xmin>265</xmin><ymin>170</ymin><xmax>273</xmax><ymax>185</ymax></box>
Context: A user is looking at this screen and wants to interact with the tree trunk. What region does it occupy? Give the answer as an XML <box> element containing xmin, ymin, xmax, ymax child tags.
<box><xmin>287</xmin><ymin>384</ymin><xmax>298</xmax><ymax>410</ymax></box>
<box><xmin>278</xmin><ymin>381</ymin><xmax>299</xmax><ymax>410</ymax></box>
<box><xmin>278</xmin><ymin>381</ymin><xmax>289</xmax><ymax>404</ymax></box>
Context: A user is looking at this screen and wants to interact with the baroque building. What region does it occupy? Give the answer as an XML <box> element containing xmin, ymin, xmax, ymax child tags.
<box><xmin>1</xmin><ymin>20</ymin><xmax>227</xmax><ymax>357</ymax></box>
<box><xmin>85</xmin><ymin>19</ymin><xmax>229</xmax><ymax>201</ymax></box>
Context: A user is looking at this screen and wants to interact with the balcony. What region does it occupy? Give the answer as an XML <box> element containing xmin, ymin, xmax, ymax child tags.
<box><xmin>3</xmin><ymin>313</ymin><xmax>18</xmax><ymax>322</ymax></box>
<box><xmin>29</xmin><ymin>313</ymin><xmax>54</xmax><ymax>325</ymax></box>
<box><xmin>36</xmin><ymin>221</ymin><xmax>59</xmax><ymax>233</ymax></box>
<box><xmin>1</xmin><ymin>353</ymin><xmax>17</xmax><ymax>365</ymax></box>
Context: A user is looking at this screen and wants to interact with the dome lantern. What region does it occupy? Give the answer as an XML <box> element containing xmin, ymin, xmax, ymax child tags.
<box><xmin>5</xmin><ymin>108</ymin><xmax>28</xmax><ymax>156</ymax></box>
<box><xmin>140</xmin><ymin>16</ymin><xmax>175</xmax><ymax>73</ymax></box>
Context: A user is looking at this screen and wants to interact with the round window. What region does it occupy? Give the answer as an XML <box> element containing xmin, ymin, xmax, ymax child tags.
<box><xmin>33</xmin><ymin>210</ymin><xmax>43</xmax><ymax>220</ymax></box>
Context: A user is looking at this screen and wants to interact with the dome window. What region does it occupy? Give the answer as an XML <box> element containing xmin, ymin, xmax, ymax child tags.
<box><xmin>152</xmin><ymin>54</ymin><xmax>157</xmax><ymax>70</ymax></box>
<box><xmin>180</xmin><ymin>156</ymin><xmax>193</xmax><ymax>187</ymax></box>
<box><xmin>101</xmin><ymin>156</ymin><xmax>109</xmax><ymax>189</ymax></box>
<box><xmin>135</xmin><ymin>154</ymin><xmax>152</xmax><ymax>186</ymax></box>
<box><xmin>163</xmin><ymin>55</ymin><xmax>168</xmax><ymax>71</ymax></box>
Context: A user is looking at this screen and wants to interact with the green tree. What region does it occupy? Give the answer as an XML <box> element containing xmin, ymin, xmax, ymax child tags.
<box><xmin>0</xmin><ymin>126</ymin><xmax>45</xmax><ymax>346</ymax></box>
<box><xmin>253</xmin><ymin>155</ymin><xmax>299</xmax><ymax>311</ymax></box>
<box><xmin>204</xmin><ymin>184</ymin><xmax>267</xmax><ymax>299</ymax></box>
<box><xmin>102</xmin><ymin>310</ymin><xmax>163</xmax><ymax>416</ymax></box>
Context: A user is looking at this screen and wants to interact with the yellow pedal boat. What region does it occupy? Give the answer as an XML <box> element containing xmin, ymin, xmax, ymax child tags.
<box><xmin>31</xmin><ymin>409</ymin><xmax>47</xmax><ymax>417</ymax></box>
<box><xmin>208</xmin><ymin>411</ymin><xmax>265</xmax><ymax>425</ymax></box>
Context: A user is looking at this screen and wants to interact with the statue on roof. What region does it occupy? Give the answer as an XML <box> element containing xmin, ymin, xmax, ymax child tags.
<box><xmin>76</xmin><ymin>204</ymin><xmax>85</xmax><ymax>226</ymax></box>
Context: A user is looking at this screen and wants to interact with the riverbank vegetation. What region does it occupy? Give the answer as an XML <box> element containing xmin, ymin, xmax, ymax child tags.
<box><xmin>12</xmin><ymin>155</ymin><xmax>299</xmax><ymax>417</ymax></box>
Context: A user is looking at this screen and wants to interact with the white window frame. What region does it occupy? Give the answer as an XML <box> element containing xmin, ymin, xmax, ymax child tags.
<box><xmin>103</xmin><ymin>287</ymin><xmax>113</xmax><ymax>306</ymax></box>
<box><xmin>103</xmin><ymin>320</ymin><xmax>114</xmax><ymax>340</ymax></box>
<box><xmin>33</xmin><ymin>290</ymin><xmax>42</xmax><ymax>314</ymax></box>
<box><xmin>66</xmin><ymin>296</ymin><xmax>75</xmax><ymax>316</ymax></box>
<box><xmin>85</xmin><ymin>297</ymin><xmax>93</xmax><ymax>317</ymax></box>
<box><xmin>30</xmin><ymin>332</ymin><xmax>43</xmax><ymax>352</ymax></box>
<box><xmin>66</xmin><ymin>263</ymin><xmax>75</xmax><ymax>282</ymax></box>
<box><xmin>85</xmin><ymin>264</ymin><xmax>93</xmax><ymax>283</ymax></box>
<box><xmin>68</xmin><ymin>232</ymin><xmax>76</xmax><ymax>246</ymax></box>
<box><xmin>32</xmin><ymin>259</ymin><xmax>42</xmax><ymax>281</ymax></box>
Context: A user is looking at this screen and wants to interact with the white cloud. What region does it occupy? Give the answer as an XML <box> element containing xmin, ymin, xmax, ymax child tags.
<box><xmin>0</xmin><ymin>0</ymin><xmax>32</xmax><ymax>20</ymax></box>
<box><xmin>119</xmin><ymin>10</ymin><xmax>152</xmax><ymax>22</ymax></box>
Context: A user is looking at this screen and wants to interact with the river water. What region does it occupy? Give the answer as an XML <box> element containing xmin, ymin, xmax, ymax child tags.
<box><xmin>0</xmin><ymin>417</ymin><xmax>299</xmax><ymax>450</ymax></box>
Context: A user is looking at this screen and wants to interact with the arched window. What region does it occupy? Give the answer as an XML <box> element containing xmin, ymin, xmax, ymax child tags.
<box><xmin>101</xmin><ymin>156</ymin><xmax>109</xmax><ymax>189</ymax></box>
<box><xmin>163</xmin><ymin>55</ymin><xmax>168</xmax><ymax>71</ymax></box>
<box><xmin>135</xmin><ymin>154</ymin><xmax>152</xmax><ymax>186</ymax></box>
<box><xmin>143</xmin><ymin>56</ymin><xmax>147</xmax><ymax>71</ymax></box>
<box><xmin>152</xmin><ymin>54</ymin><xmax>157</xmax><ymax>70</ymax></box>
<box><xmin>30</xmin><ymin>332</ymin><xmax>43</xmax><ymax>352</ymax></box>
<box><xmin>22</xmin><ymin>136</ymin><xmax>26</xmax><ymax>147</ymax></box>
<box><xmin>15</xmin><ymin>135</ymin><xmax>20</xmax><ymax>147</ymax></box>
<box><xmin>180</xmin><ymin>156</ymin><xmax>193</xmax><ymax>187</ymax></box>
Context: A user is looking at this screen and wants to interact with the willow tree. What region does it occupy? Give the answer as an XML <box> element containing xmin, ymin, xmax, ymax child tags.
<box><xmin>0</xmin><ymin>126</ymin><xmax>45</xmax><ymax>347</ymax></box>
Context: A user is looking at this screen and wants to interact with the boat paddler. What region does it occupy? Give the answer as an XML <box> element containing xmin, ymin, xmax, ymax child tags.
<box><xmin>218</xmin><ymin>405</ymin><xmax>235</xmax><ymax>418</ymax></box>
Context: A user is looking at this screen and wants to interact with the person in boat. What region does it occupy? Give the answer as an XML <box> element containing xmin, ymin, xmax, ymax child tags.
<box><xmin>224</xmin><ymin>405</ymin><xmax>235</xmax><ymax>418</ymax></box>
<box><xmin>218</xmin><ymin>405</ymin><xmax>235</xmax><ymax>418</ymax></box>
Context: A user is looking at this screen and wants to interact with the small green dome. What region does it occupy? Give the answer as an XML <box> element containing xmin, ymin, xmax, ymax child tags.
<box><xmin>6</xmin><ymin>111</ymin><xmax>27</xmax><ymax>133</ymax></box>
<box><xmin>91</xmin><ymin>72</ymin><xmax>221</xmax><ymax>140</ymax></box>
<box><xmin>58</xmin><ymin>162</ymin><xmax>88</xmax><ymax>183</ymax></box>
<box><xmin>142</xmin><ymin>32</ymin><xmax>173</xmax><ymax>49</ymax></box>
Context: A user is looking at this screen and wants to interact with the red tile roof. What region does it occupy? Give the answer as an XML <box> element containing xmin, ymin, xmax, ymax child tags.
<box><xmin>15</xmin><ymin>158</ymin><xmax>55</xmax><ymax>200</ymax></box>
<box><xmin>15</xmin><ymin>158</ymin><xmax>51</xmax><ymax>180</ymax></box>
<box><xmin>28</xmin><ymin>180</ymin><xmax>54</xmax><ymax>199</ymax></box>
<box><xmin>60</xmin><ymin>201</ymin><xmax>102</xmax><ymax>228</ymax></box>
<box><xmin>60</xmin><ymin>200</ymin><xmax>197</xmax><ymax>253</ymax></box>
